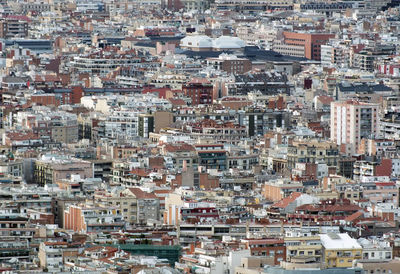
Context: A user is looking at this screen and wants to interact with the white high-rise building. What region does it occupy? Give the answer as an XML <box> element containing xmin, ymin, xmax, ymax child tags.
<box><xmin>330</xmin><ymin>100</ymin><xmax>380</xmax><ymax>155</ymax></box>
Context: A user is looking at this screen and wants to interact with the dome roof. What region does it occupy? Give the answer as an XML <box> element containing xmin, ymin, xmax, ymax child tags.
<box><xmin>212</xmin><ymin>36</ymin><xmax>245</xmax><ymax>49</ymax></box>
<box><xmin>180</xmin><ymin>35</ymin><xmax>212</xmax><ymax>48</ymax></box>
<box><xmin>180</xmin><ymin>35</ymin><xmax>245</xmax><ymax>49</ymax></box>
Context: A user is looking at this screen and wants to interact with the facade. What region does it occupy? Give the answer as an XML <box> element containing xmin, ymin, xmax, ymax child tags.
<box><xmin>358</xmin><ymin>238</ymin><xmax>392</xmax><ymax>261</ymax></box>
<box><xmin>321</xmin><ymin>44</ymin><xmax>349</xmax><ymax>68</ymax></box>
<box><xmin>0</xmin><ymin>240</ymin><xmax>30</xmax><ymax>262</ymax></box>
<box><xmin>71</xmin><ymin>55</ymin><xmax>141</xmax><ymax>76</ymax></box>
<box><xmin>138</xmin><ymin>113</ymin><xmax>154</xmax><ymax>138</ymax></box>
<box><xmin>274</xmin><ymin>32</ymin><xmax>335</xmax><ymax>60</ymax></box>
<box><xmin>331</xmin><ymin>100</ymin><xmax>380</xmax><ymax>155</ymax></box>
<box><xmin>242</xmin><ymin>239</ymin><xmax>286</xmax><ymax>265</ymax></box>
<box><xmin>104</xmin><ymin>110</ymin><xmax>141</xmax><ymax>140</ymax></box>
<box><xmin>320</xmin><ymin>233</ymin><xmax>362</xmax><ymax>268</ymax></box>
<box><xmin>162</xmin><ymin>143</ymin><xmax>198</xmax><ymax>170</ymax></box>
<box><xmin>34</xmin><ymin>156</ymin><xmax>93</xmax><ymax>186</ymax></box>
<box><xmin>124</xmin><ymin>188</ymin><xmax>160</xmax><ymax>224</ymax></box>
<box><xmin>94</xmin><ymin>190</ymin><xmax>139</xmax><ymax>224</ymax></box>
<box><xmin>183</xmin><ymin>81</ymin><xmax>213</xmax><ymax>105</ymax></box>
<box><xmin>1</xmin><ymin>0</ymin><xmax>400</xmax><ymax>273</ymax></box>
<box><xmin>263</xmin><ymin>179</ymin><xmax>304</xmax><ymax>202</ymax></box>
<box><xmin>284</xmin><ymin>228</ymin><xmax>324</xmax><ymax>270</ymax></box>
<box><xmin>195</xmin><ymin>144</ymin><xmax>228</xmax><ymax>171</ymax></box>
<box><xmin>206</xmin><ymin>54</ymin><xmax>252</xmax><ymax>74</ymax></box>
<box><xmin>63</xmin><ymin>204</ymin><xmax>125</xmax><ymax>233</ymax></box>
<box><xmin>16</xmin><ymin>109</ymin><xmax>79</xmax><ymax>144</ymax></box>
<box><xmin>38</xmin><ymin>242</ymin><xmax>81</xmax><ymax>272</ymax></box>
<box><xmin>187</xmin><ymin>120</ymin><xmax>247</xmax><ymax>145</ymax></box>
<box><xmin>0</xmin><ymin>19</ymin><xmax>28</xmax><ymax>38</ymax></box>
<box><xmin>287</xmin><ymin>140</ymin><xmax>339</xmax><ymax>170</ymax></box>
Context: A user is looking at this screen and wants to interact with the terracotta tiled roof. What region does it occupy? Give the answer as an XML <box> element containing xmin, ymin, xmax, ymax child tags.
<box><xmin>169</xmin><ymin>98</ymin><xmax>186</xmax><ymax>106</ymax></box>
<box><xmin>6</xmin><ymin>131</ymin><xmax>38</xmax><ymax>140</ymax></box>
<box><xmin>129</xmin><ymin>168</ymin><xmax>150</xmax><ymax>177</ymax></box>
<box><xmin>271</xmin><ymin>192</ymin><xmax>302</xmax><ymax>209</ymax></box>
<box><xmin>344</xmin><ymin>211</ymin><xmax>364</xmax><ymax>222</ymax></box>
<box><xmin>128</xmin><ymin>188</ymin><xmax>157</xmax><ymax>199</ymax></box>
<box><xmin>164</xmin><ymin>143</ymin><xmax>195</xmax><ymax>152</ymax></box>
<box><xmin>34</xmin><ymin>75</ymin><xmax>61</xmax><ymax>82</ymax></box>
<box><xmin>296</xmin><ymin>203</ymin><xmax>361</xmax><ymax>213</ymax></box>
<box><xmin>316</xmin><ymin>95</ymin><xmax>334</xmax><ymax>105</ymax></box>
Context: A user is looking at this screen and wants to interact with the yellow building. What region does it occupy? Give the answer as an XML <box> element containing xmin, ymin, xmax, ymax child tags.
<box><xmin>284</xmin><ymin>229</ymin><xmax>324</xmax><ymax>270</ymax></box>
<box><xmin>287</xmin><ymin>139</ymin><xmax>339</xmax><ymax>169</ymax></box>
<box><xmin>320</xmin><ymin>233</ymin><xmax>362</xmax><ymax>268</ymax></box>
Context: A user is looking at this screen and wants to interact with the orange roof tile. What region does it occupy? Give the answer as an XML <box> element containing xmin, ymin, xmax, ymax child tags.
<box><xmin>344</xmin><ymin>211</ymin><xmax>364</xmax><ymax>222</ymax></box>
<box><xmin>128</xmin><ymin>188</ymin><xmax>157</xmax><ymax>199</ymax></box>
<box><xmin>271</xmin><ymin>192</ymin><xmax>302</xmax><ymax>209</ymax></box>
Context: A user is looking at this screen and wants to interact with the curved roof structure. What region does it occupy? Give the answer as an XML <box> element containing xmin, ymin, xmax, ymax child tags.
<box><xmin>212</xmin><ymin>36</ymin><xmax>245</xmax><ymax>49</ymax></box>
<box><xmin>180</xmin><ymin>35</ymin><xmax>245</xmax><ymax>50</ymax></box>
<box><xmin>180</xmin><ymin>35</ymin><xmax>213</xmax><ymax>48</ymax></box>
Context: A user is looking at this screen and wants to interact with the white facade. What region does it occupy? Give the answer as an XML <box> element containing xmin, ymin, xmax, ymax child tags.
<box><xmin>105</xmin><ymin>110</ymin><xmax>141</xmax><ymax>140</ymax></box>
<box><xmin>180</xmin><ymin>35</ymin><xmax>245</xmax><ymax>51</ymax></box>
<box><xmin>358</xmin><ymin>238</ymin><xmax>392</xmax><ymax>261</ymax></box>
<box><xmin>331</xmin><ymin>100</ymin><xmax>380</xmax><ymax>155</ymax></box>
<box><xmin>39</xmin><ymin>242</ymin><xmax>63</xmax><ymax>272</ymax></box>
<box><xmin>392</xmin><ymin>158</ymin><xmax>400</xmax><ymax>177</ymax></box>
<box><xmin>321</xmin><ymin>45</ymin><xmax>333</xmax><ymax>67</ymax></box>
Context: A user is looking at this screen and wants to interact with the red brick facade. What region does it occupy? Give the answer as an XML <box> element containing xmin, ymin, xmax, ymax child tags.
<box><xmin>283</xmin><ymin>32</ymin><xmax>335</xmax><ymax>60</ymax></box>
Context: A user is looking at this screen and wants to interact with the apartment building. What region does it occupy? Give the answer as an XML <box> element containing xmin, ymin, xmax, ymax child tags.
<box><xmin>161</xmin><ymin>143</ymin><xmax>198</xmax><ymax>170</ymax></box>
<box><xmin>16</xmin><ymin>109</ymin><xmax>79</xmax><ymax>144</ymax></box>
<box><xmin>296</xmin><ymin>1</ymin><xmax>353</xmax><ymax>14</ymax></box>
<box><xmin>330</xmin><ymin>100</ymin><xmax>380</xmax><ymax>155</ymax></box>
<box><xmin>0</xmin><ymin>240</ymin><xmax>30</xmax><ymax>263</ymax></box>
<box><xmin>64</xmin><ymin>204</ymin><xmax>125</xmax><ymax>233</ymax></box>
<box><xmin>0</xmin><ymin>19</ymin><xmax>28</xmax><ymax>38</ymax></box>
<box><xmin>71</xmin><ymin>53</ymin><xmax>141</xmax><ymax>76</ymax></box>
<box><xmin>206</xmin><ymin>54</ymin><xmax>252</xmax><ymax>75</ymax></box>
<box><xmin>0</xmin><ymin>187</ymin><xmax>52</xmax><ymax>216</ymax></box>
<box><xmin>183</xmin><ymin>80</ymin><xmax>213</xmax><ymax>105</ymax></box>
<box><xmin>187</xmin><ymin>119</ymin><xmax>247</xmax><ymax>145</ymax></box>
<box><xmin>321</xmin><ymin>44</ymin><xmax>349</xmax><ymax>68</ymax></box>
<box><xmin>273</xmin><ymin>32</ymin><xmax>335</xmax><ymax>60</ymax></box>
<box><xmin>94</xmin><ymin>190</ymin><xmax>138</xmax><ymax>225</ymax></box>
<box><xmin>173</xmin><ymin>107</ymin><xmax>291</xmax><ymax>137</ymax></box>
<box><xmin>38</xmin><ymin>241</ymin><xmax>81</xmax><ymax>272</ymax></box>
<box><xmin>34</xmin><ymin>155</ymin><xmax>93</xmax><ymax>186</ymax></box>
<box><xmin>283</xmin><ymin>228</ymin><xmax>324</xmax><ymax>270</ymax></box>
<box><xmin>241</xmin><ymin>239</ymin><xmax>286</xmax><ymax>265</ymax></box>
<box><xmin>134</xmin><ymin>26</ymin><xmax>179</xmax><ymax>37</ymax></box>
<box><xmin>353</xmin><ymin>158</ymin><xmax>392</xmax><ymax>181</ymax></box>
<box><xmin>358</xmin><ymin>238</ymin><xmax>392</xmax><ymax>261</ymax></box>
<box><xmin>263</xmin><ymin>179</ymin><xmax>304</xmax><ymax>202</ymax></box>
<box><xmin>287</xmin><ymin>139</ymin><xmax>339</xmax><ymax>170</ymax></box>
<box><xmin>195</xmin><ymin>144</ymin><xmax>228</xmax><ymax>171</ymax></box>
<box><xmin>0</xmin><ymin>214</ymin><xmax>36</xmax><ymax>241</ymax></box>
<box><xmin>334</xmin><ymin>82</ymin><xmax>393</xmax><ymax>102</ymax></box>
<box><xmin>320</xmin><ymin>233</ymin><xmax>362</xmax><ymax>268</ymax></box>
<box><xmin>381</xmin><ymin>111</ymin><xmax>400</xmax><ymax>139</ymax></box>
<box><xmin>0</xmin><ymin>158</ymin><xmax>23</xmax><ymax>178</ymax></box>
<box><xmin>104</xmin><ymin>110</ymin><xmax>141</xmax><ymax>141</ymax></box>
<box><xmin>124</xmin><ymin>188</ymin><xmax>160</xmax><ymax>224</ymax></box>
